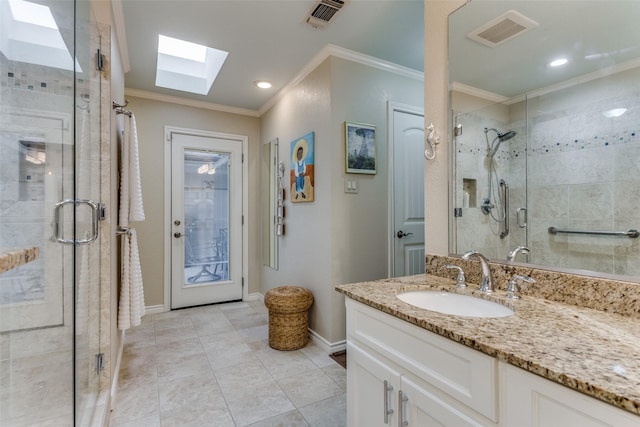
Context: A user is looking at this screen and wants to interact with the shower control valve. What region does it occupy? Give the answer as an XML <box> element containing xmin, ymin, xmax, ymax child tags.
<box><xmin>480</xmin><ymin>199</ymin><xmax>494</xmax><ymax>215</ymax></box>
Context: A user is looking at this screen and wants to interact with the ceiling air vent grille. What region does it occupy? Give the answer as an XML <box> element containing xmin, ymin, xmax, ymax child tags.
<box><xmin>467</xmin><ymin>10</ymin><xmax>538</xmax><ymax>48</ymax></box>
<box><xmin>305</xmin><ymin>0</ymin><xmax>349</xmax><ymax>29</ymax></box>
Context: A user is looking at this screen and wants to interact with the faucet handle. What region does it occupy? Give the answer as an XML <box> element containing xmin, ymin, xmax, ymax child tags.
<box><xmin>506</xmin><ymin>274</ymin><xmax>535</xmax><ymax>299</ymax></box>
<box><xmin>443</xmin><ymin>264</ymin><xmax>467</xmax><ymax>288</ymax></box>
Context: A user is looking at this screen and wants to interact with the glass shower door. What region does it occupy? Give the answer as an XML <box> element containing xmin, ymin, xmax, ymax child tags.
<box><xmin>451</xmin><ymin>103</ymin><xmax>528</xmax><ymax>260</ymax></box>
<box><xmin>0</xmin><ymin>0</ymin><xmax>103</xmax><ymax>424</ymax></box>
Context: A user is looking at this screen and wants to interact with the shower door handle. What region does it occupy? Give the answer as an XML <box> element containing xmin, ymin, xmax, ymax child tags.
<box><xmin>54</xmin><ymin>199</ymin><xmax>100</xmax><ymax>245</ymax></box>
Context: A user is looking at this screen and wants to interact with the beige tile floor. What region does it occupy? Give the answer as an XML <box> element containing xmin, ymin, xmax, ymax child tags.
<box><xmin>109</xmin><ymin>300</ymin><xmax>346</xmax><ymax>427</ymax></box>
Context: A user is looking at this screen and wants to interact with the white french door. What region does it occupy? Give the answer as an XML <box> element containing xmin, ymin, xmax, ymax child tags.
<box><xmin>390</xmin><ymin>104</ymin><xmax>425</xmax><ymax>277</ymax></box>
<box><xmin>170</xmin><ymin>132</ymin><xmax>243</xmax><ymax>309</ymax></box>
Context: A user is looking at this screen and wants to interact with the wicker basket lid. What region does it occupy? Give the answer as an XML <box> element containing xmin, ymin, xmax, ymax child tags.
<box><xmin>265</xmin><ymin>286</ymin><xmax>313</xmax><ymax>312</ymax></box>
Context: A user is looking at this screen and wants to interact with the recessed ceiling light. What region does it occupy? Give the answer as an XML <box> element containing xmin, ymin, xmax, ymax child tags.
<box><xmin>549</xmin><ymin>58</ymin><xmax>568</xmax><ymax>67</ymax></box>
<box><xmin>254</xmin><ymin>80</ymin><xmax>272</xmax><ymax>89</ymax></box>
<box><xmin>155</xmin><ymin>34</ymin><xmax>229</xmax><ymax>95</ymax></box>
<box><xmin>603</xmin><ymin>108</ymin><xmax>627</xmax><ymax>118</ymax></box>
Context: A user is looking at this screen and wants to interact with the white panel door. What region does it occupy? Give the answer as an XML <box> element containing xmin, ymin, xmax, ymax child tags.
<box><xmin>391</xmin><ymin>106</ymin><xmax>425</xmax><ymax>276</ymax></box>
<box><xmin>171</xmin><ymin>132</ymin><xmax>243</xmax><ymax>308</ymax></box>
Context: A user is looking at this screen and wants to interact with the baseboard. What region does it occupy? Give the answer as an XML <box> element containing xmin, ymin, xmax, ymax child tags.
<box><xmin>308</xmin><ymin>328</ymin><xmax>347</xmax><ymax>354</ymax></box>
<box><xmin>144</xmin><ymin>304</ymin><xmax>165</xmax><ymax>315</ymax></box>
<box><xmin>246</xmin><ymin>292</ymin><xmax>264</xmax><ymax>302</ymax></box>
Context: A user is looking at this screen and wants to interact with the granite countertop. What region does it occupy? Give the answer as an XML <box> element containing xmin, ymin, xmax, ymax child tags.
<box><xmin>0</xmin><ymin>247</ymin><xmax>39</xmax><ymax>274</ymax></box>
<box><xmin>336</xmin><ymin>274</ymin><xmax>640</xmax><ymax>416</ymax></box>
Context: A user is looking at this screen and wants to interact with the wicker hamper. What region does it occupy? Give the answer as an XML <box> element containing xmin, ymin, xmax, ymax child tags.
<box><xmin>264</xmin><ymin>286</ymin><xmax>313</xmax><ymax>351</ymax></box>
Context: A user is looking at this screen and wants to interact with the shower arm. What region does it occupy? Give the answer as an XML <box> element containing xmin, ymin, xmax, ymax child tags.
<box><xmin>499</xmin><ymin>180</ymin><xmax>509</xmax><ymax>239</ymax></box>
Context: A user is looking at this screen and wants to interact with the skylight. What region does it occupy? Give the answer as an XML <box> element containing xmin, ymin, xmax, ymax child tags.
<box><xmin>0</xmin><ymin>0</ymin><xmax>79</xmax><ymax>71</ymax></box>
<box><xmin>155</xmin><ymin>34</ymin><xmax>229</xmax><ymax>95</ymax></box>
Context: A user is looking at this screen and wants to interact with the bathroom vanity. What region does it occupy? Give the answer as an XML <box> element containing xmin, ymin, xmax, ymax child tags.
<box><xmin>336</xmin><ymin>273</ymin><xmax>640</xmax><ymax>426</ymax></box>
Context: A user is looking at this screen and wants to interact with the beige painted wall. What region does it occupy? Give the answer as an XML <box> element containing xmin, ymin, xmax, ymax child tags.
<box><xmin>127</xmin><ymin>97</ymin><xmax>261</xmax><ymax>307</ymax></box>
<box><xmin>260</xmin><ymin>60</ymin><xmax>334</xmax><ymax>342</ymax></box>
<box><xmin>261</xmin><ymin>57</ymin><xmax>423</xmax><ymax>345</ymax></box>
<box><xmin>424</xmin><ymin>0</ymin><xmax>467</xmax><ymax>256</ymax></box>
<box><xmin>328</xmin><ymin>58</ymin><xmax>423</xmax><ymax>341</ymax></box>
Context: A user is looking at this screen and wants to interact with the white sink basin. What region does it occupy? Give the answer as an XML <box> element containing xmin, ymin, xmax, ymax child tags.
<box><xmin>397</xmin><ymin>291</ymin><xmax>514</xmax><ymax>318</ymax></box>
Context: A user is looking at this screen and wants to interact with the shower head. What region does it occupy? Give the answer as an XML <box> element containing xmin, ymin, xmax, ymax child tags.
<box><xmin>485</xmin><ymin>127</ymin><xmax>517</xmax><ymax>158</ymax></box>
<box><xmin>484</xmin><ymin>127</ymin><xmax>517</xmax><ymax>142</ymax></box>
<box><xmin>498</xmin><ymin>130</ymin><xmax>517</xmax><ymax>142</ymax></box>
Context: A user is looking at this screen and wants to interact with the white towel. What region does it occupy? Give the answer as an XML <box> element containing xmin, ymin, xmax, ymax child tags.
<box><xmin>118</xmin><ymin>112</ymin><xmax>146</xmax><ymax>330</ymax></box>
<box><xmin>118</xmin><ymin>229</ymin><xmax>145</xmax><ymax>330</ymax></box>
<box><xmin>119</xmin><ymin>113</ymin><xmax>145</xmax><ymax>226</ymax></box>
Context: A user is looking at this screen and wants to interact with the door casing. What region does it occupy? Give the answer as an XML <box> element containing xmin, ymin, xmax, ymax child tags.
<box><xmin>163</xmin><ymin>126</ymin><xmax>248</xmax><ymax>311</ymax></box>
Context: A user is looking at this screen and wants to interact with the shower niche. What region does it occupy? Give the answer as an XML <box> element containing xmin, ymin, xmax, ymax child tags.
<box><xmin>461</xmin><ymin>178</ymin><xmax>476</xmax><ymax>209</ymax></box>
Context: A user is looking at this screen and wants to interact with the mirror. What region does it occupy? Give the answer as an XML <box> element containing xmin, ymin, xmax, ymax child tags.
<box><xmin>449</xmin><ymin>1</ymin><xmax>640</xmax><ymax>279</ymax></box>
<box><xmin>261</xmin><ymin>138</ymin><xmax>279</xmax><ymax>269</ymax></box>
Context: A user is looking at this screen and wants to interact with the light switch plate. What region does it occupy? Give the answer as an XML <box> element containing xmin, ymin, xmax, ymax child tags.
<box><xmin>344</xmin><ymin>178</ymin><xmax>358</xmax><ymax>194</ymax></box>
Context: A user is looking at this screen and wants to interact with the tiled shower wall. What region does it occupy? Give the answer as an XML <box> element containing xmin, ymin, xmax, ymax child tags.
<box><xmin>527</xmin><ymin>74</ymin><xmax>640</xmax><ymax>275</ymax></box>
<box><xmin>454</xmin><ymin>66</ymin><xmax>640</xmax><ymax>276</ymax></box>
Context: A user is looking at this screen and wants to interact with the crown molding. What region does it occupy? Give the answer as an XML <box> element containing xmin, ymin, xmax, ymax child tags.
<box><xmin>124</xmin><ymin>88</ymin><xmax>261</xmax><ymax>117</ymax></box>
<box><xmin>123</xmin><ymin>44</ymin><xmax>422</xmax><ymax>118</ymax></box>
<box><xmin>258</xmin><ymin>44</ymin><xmax>423</xmax><ymax>115</ymax></box>
<box><xmin>450</xmin><ymin>82</ymin><xmax>508</xmax><ymax>103</ymax></box>
<box><xmin>453</xmin><ymin>56</ymin><xmax>640</xmax><ymax>106</ymax></box>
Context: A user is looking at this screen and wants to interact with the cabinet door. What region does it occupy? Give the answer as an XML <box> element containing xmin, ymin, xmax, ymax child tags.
<box><xmin>348</xmin><ymin>343</ymin><xmax>401</xmax><ymax>427</ymax></box>
<box><xmin>504</xmin><ymin>364</ymin><xmax>640</xmax><ymax>427</ymax></box>
<box><xmin>400</xmin><ymin>374</ymin><xmax>488</xmax><ymax>427</ymax></box>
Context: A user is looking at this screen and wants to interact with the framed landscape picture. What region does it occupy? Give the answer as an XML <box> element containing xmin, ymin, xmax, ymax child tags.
<box><xmin>345</xmin><ymin>121</ymin><xmax>376</xmax><ymax>174</ymax></box>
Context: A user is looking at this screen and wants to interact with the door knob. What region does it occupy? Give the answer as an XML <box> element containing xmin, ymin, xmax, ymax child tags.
<box><xmin>174</xmin><ymin>232</ymin><xmax>183</xmax><ymax>238</ymax></box>
<box><xmin>396</xmin><ymin>230</ymin><xmax>413</xmax><ymax>239</ymax></box>
<box><xmin>174</xmin><ymin>220</ymin><xmax>181</xmax><ymax>226</ymax></box>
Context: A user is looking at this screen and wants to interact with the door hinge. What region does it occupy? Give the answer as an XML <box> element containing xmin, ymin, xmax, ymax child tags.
<box><xmin>454</xmin><ymin>207</ymin><xmax>462</xmax><ymax>218</ymax></box>
<box><xmin>242</xmin><ymin>215</ymin><xmax>244</xmax><ymax>225</ymax></box>
<box><xmin>242</xmin><ymin>277</ymin><xmax>245</xmax><ymax>288</ymax></box>
<box><xmin>95</xmin><ymin>353</ymin><xmax>105</xmax><ymax>375</ymax></box>
<box><xmin>242</xmin><ymin>153</ymin><xmax>245</xmax><ymax>163</ymax></box>
<box><xmin>98</xmin><ymin>203</ymin><xmax>107</xmax><ymax>221</ymax></box>
<box><xmin>96</xmin><ymin>49</ymin><xmax>105</xmax><ymax>71</ymax></box>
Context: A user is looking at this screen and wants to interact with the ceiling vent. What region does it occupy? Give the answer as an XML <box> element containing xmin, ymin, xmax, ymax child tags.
<box><xmin>304</xmin><ymin>0</ymin><xmax>349</xmax><ymax>29</ymax></box>
<box><xmin>467</xmin><ymin>10</ymin><xmax>538</xmax><ymax>48</ymax></box>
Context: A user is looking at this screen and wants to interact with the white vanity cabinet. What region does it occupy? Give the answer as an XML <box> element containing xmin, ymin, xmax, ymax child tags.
<box><xmin>345</xmin><ymin>298</ymin><xmax>640</xmax><ymax>427</ymax></box>
<box><xmin>502</xmin><ymin>363</ymin><xmax>640</xmax><ymax>427</ymax></box>
<box><xmin>346</xmin><ymin>299</ymin><xmax>499</xmax><ymax>426</ymax></box>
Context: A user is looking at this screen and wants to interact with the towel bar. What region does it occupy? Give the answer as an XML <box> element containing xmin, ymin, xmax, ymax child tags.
<box><xmin>548</xmin><ymin>227</ymin><xmax>639</xmax><ymax>238</ymax></box>
<box><xmin>116</xmin><ymin>227</ymin><xmax>132</xmax><ymax>236</ymax></box>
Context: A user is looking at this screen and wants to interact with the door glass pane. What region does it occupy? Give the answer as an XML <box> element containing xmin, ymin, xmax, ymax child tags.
<box><xmin>184</xmin><ymin>150</ymin><xmax>230</xmax><ymax>285</ymax></box>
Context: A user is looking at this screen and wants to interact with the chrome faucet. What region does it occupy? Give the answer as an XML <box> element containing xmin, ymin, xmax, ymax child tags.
<box><xmin>507</xmin><ymin>245</ymin><xmax>530</xmax><ymax>262</ymax></box>
<box><xmin>461</xmin><ymin>250</ymin><xmax>494</xmax><ymax>293</ymax></box>
<box><xmin>507</xmin><ymin>274</ymin><xmax>535</xmax><ymax>299</ymax></box>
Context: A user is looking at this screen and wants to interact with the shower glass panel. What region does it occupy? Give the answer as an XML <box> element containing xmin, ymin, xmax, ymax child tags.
<box><xmin>0</xmin><ymin>0</ymin><xmax>102</xmax><ymax>424</ymax></box>
<box><xmin>452</xmin><ymin>100</ymin><xmax>528</xmax><ymax>260</ymax></box>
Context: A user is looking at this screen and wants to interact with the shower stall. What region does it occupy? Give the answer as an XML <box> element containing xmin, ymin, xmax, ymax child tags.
<box><xmin>0</xmin><ymin>0</ymin><xmax>109</xmax><ymax>425</ymax></box>
<box><xmin>451</xmin><ymin>64</ymin><xmax>640</xmax><ymax>275</ymax></box>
